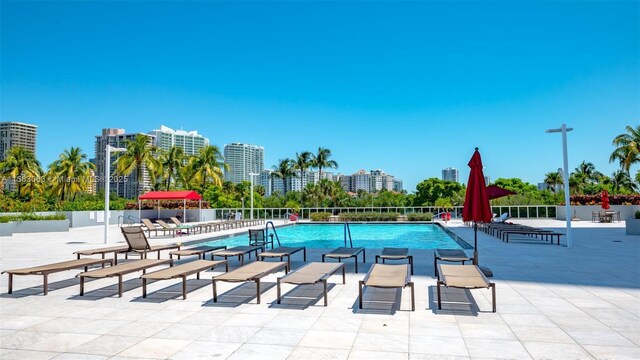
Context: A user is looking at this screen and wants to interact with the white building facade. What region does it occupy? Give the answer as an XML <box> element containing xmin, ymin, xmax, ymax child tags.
<box><xmin>224</xmin><ymin>143</ymin><xmax>264</xmax><ymax>184</ymax></box>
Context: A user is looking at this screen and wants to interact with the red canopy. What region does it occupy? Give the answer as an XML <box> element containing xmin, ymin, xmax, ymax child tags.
<box><xmin>601</xmin><ymin>190</ymin><xmax>610</xmax><ymax>210</ymax></box>
<box><xmin>139</xmin><ymin>190</ymin><xmax>202</xmax><ymax>201</ymax></box>
<box><xmin>486</xmin><ymin>185</ymin><xmax>516</xmax><ymax>200</ymax></box>
<box><xmin>463</xmin><ymin>149</ymin><xmax>492</xmax><ymax>223</ymax></box>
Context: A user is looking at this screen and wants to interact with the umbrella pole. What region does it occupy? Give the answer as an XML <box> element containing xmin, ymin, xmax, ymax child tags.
<box><xmin>473</xmin><ymin>222</ymin><xmax>479</xmax><ymax>265</ymax></box>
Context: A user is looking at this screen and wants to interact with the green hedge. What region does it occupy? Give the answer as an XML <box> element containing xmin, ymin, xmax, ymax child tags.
<box><xmin>0</xmin><ymin>213</ymin><xmax>66</xmax><ymax>223</ymax></box>
<box><xmin>310</xmin><ymin>212</ymin><xmax>332</xmax><ymax>221</ymax></box>
<box><xmin>338</xmin><ymin>212</ymin><xmax>400</xmax><ymax>222</ymax></box>
<box><xmin>407</xmin><ymin>212</ymin><xmax>434</xmax><ymax>221</ymax></box>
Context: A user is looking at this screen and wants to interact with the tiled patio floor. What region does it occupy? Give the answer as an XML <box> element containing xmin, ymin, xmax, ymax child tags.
<box><xmin>0</xmin><ymin>219</ymin><xmax>638</xmax><ymax>359</ymax></box>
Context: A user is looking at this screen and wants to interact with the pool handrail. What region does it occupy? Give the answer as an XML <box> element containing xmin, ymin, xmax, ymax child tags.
<box><xmin>265</xmin><ymin>221</ymin><xmax>281</xmax><ymax>247</ymax></box>
<box><xmin>344</xmin><ymin>221</ymin><xmax>353</xmax><ymax>248</ymax></box>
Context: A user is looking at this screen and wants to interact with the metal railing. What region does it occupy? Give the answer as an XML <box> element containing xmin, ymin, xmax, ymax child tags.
<box><xmin>211</xmin><ymin>205</ymin><xmax>558</xmax><ymax>220</ymax></box>
<box><xmin>118</xmin><ymin>214</ymin><xmax>142</xmax><ymax>227</ymax></box>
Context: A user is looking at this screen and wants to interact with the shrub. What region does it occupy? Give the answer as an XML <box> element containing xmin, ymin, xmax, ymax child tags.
<box><xmin>310</xmin><ymin>212</ymin><xmax>332</xmax><ymax>222</ymax></box>
<box><xmin>407</xmin><ymin>212</ymin><xmax>434</xmax><ymax>221</ymax></box>
<box><xmin>0</xmin><ymin>213</ymin><xmax>67</xmax><ymax>222</ymax></box>
<box><xmin>635</xmin><ymin>210</ymin><xmax>640</xmax><ymax>219</ymax></box>
<box><xmin>569</xmin><ymin>194</ymin><xmax>640</xmax><ymax>205</ymax></box>
<box><xmin>338</xmin><ymin>212</ymin><xmax>400</xmax><ymax>222</ymax></box>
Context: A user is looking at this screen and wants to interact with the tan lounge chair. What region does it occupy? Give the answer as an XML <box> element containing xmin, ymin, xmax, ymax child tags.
<box><xmin>437</xmin><ymin>264</ymin><xmax>496</xmax><ymax>312</ymax></box>
<box><xmin>78</xmin><ymin>258</ymin><xmax>173</xmax><ymax>297</ymax></box>
<box><xmin>375</xmin><ymin>248</ymin><xmax>413</xmax><ymax>275</ymax></box>
<box><xmin>2</xmin><ymin>258</ymin><xmax>113</xmax><ymax>295</ymax></box>
<box><xmin>211</xmin><ymin>246</ymin><xmax>263</xmax><ymax>266</ymax></box>
<box><xmin>74</xmin><ymin>245</ymin><xmax>129</xmax><ymax>265</ymax></box>
<box><xmin>322</xmin><ymin>247</ymin><xmax>365</xmax><ymax>273</ymax></box>
<box><xmin>120</xmin><ymin>226</ymin><xmax>181</xmax><ymax>259</ymax></box>
<box><xmin>155</xmin><ymin>220</ymin><xmax>180</xmax><ymax>237</ymax></box>
<box><xmin>170</xmin><ymin>217</ymin><xmax>206</xmax><ymax>234</ymax></box>
<box><xmin>212</xmin><ymin>261</ymin><xmax>288</xmax><ymax>304</ymax></box>
<box><xmin>434</xmin><ymin>249</ymin><xmax>471</xmax><ymax>278</ymax></box>
<box><xmin>277</xmin><ymin>262</ymin><xmax>345</xmax><ymax>306</ymax></box>
<box><xmin>358</xmin><ymin>264</ymin><xmax>415</xmax><ymax>311</ymax></box>
<box><xmin>141</xmin><ymin>218</ymin><xmax>176</xmax><ymax>237</ymax></box>
<box><xmin>141</xmin><ymin>259</ymin><xmax>227</xmax><ymax>299</ymax></box>
<box><xmin>170</xmin><ymin>245</ymin><xmax>227</xmax><ymax>260</ymax></box>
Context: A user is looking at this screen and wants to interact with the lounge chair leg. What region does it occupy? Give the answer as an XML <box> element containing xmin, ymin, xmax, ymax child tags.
<box><xmin>491</xmin><ymin>283</ymin><xmax>496</xmax><ymax>312</ymax></box>
<box><xmin>354</xmin><ymin>256</ymin><xmax>358</xmax><ymax>274</ymax></box>
<box><xmin>434</xmin><ymin>254</ymin><xmax>438</xmax><ymax>278</ymax></box>
<box><xmin>358</xmin><ymin>280</ymin><xmax>364</xmax><ymax>309</ymax></box>
<box><xmin>277</xmin><ymin>279</ymin><xmax>281</xmax><ymax>304</ymax></box>
<box><xmin>409</xmin><ymin>282</ymin><xmax>415</xmax><ymax>311</ymax></box>
<box><xmin>342</xmin><ymin>266</ymin><xmax>346</xmax><ymax>284</ymax></box>
<box><xmin>437</xmin><ymin>281</ymin><xmax>442</xmax><ymax>310</ymax></box>
<box><xmin>303</xmin><ymin>248</ymin><xmax>307</xmax><ymax>261</ymax></box>
<box><xmin>323</xmin><ymin>280</ymin><xmax>328</xmax><ymax>306</ymax></box>
<box><xmin>322</xmin><ymin>255</ymin><xmax>325</xmax><ymax>263</ymax></box>
<box><xmin>212</xmin><ymin>279</ymin><xmax>217</xmax><ymax>302</ymax></box>
<box><xmin>362</xmin><ymin>249</ymin><xmax>366</xmax><ymax>263</ymax></box>
<box><xmin>80</xmin><ymin>276</ymin><xmax>84</xmax><ymax>296</ymax></box>
<box><xmin>43</xmin><ymin>273</ymin><xmax>48</xmax><ymax>295</ymax></box>
<box><xmin>182</xmin><ymin>276</ymin><xmax>187</xmax><ymax>300</ymax></box>
<box><xmin>224</xmin><ymin>261</ymin><xmax>229</xmax><ymax>272</ymax></box>
<box><xmin>118</xmin><ymin>274</ymin><xmax>123</xmax><ymax>297</ymax></box>
<box><xmin>8</xmin><ymin>274</ymin><xmax>13</xmax><ymax>294</ymax></box>
<box><xmin>375</xmin><ymin>255</ymin><xmax>379</xmax><ymax>264</ymax></box>
<box><xmin>256</xmin><ymin>280</ymin><xmax>261</xmax><ymax>304</ymax></box>
<box><xmin>142</xmin><ymin>278</ymin><xmax>147</xmax><ymax>298</ymax></box>
<box><xmin>240</xmin><ymin>255</ymin><xmax>244</xmax><ymax>266</ymax></box>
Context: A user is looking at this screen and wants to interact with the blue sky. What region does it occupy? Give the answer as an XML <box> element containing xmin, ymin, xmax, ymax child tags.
<box><xmin>1</xmin><ymin>1</ymin><xmax>638</xmax><ymax>191</ymax></box>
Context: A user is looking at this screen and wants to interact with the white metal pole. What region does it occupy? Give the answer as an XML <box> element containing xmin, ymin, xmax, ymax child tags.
<box><xmin>250</xmin><ymin>174</ymin><xmax>254</xmax><ymax>220</ymax></box>
<box><xmin>104</xmin><ymin>145</ymin><xmax>110</xmax><ymax>244</ymax></box>
<box><xmin>183</xmin><ymin>199</ymin><xmax>186</xmax><ymax>223</ymax></box>
<box><xmin>561</xmin><ymin>124</ymin><xmax>572</xmax><ymax>248</ymax></box>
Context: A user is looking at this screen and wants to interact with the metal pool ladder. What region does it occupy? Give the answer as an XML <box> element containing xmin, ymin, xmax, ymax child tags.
<box><xmin>344</xmin><ymin>221</ymin><xmax>354</xmax><ymax>247</ymax></box>
<box><xmin>265</xmin><ymin>221</ymin><xmax>281</xmax><ymax>247</ymax></box>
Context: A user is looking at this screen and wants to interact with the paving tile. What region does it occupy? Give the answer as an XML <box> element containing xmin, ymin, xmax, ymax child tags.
<box><xmin>360</xmin><ymin>317</ymin><xmax>409</xmax><ymax>335</ymax></box>
<box><xmin>226</xmin><ymin>343</ymin><xmax>293</xmax><ymax>360</ymax></box>
<box><xmin>352</xmin><ymin>333</ymin><xmax>409</xmax><ymax>353</ymax></box>
<box><xmin>409</xmin><ymin>335</ymin><xmax>468</xmax><ymax>357</ymax></box>
<box><xmin>0</xmin><ymin>316</ymin><xmax>54</xmax><ymax>330</ymax></box>
<box><xmin>152</xmin><ymin>323</ymin><xmax>217</xmax><ymax>341</ymax></box>
<box><xmin>286</xmin><ymin>346</ymin><xmax>350</xmax><ymax>360</ymax></box>
<box><xmin>523</xmin><ymin>341</ymin><xmax>595</xmax><ymax>360</ymax></box>
<box><xmin>583</xmin><ymin>345</ymin><xmax>640</xmax><ymax>360</ymax></box>
<box><xmin>298</xmin><ymin>330</ymin><xmax>357</xmax><ymax>349</ymax></box>
<box><xmin>464</xmin><ymin>338</ymin><xmax>531</xmax><ymax>359</ymax></box>
<box><xmin>348</xmin><ymin>350</ymin><xmax>408</xmax><ymax>359</ymax></box>
<box><xmin>117</xmin><ymin>338</ymin><xmax>191</xmax><ymax>359</ymax></box>
<box><xmin>247</xmin><ymin>328</ymin><xmax>305</xmax><ymax>346</ymax></box>
<box><xmin>458</xmin><ymin>323</ymin><xmax>516</xmax><ymax>340</ymax></box>
<box><xmin>565</xmin><ymin>328</ymin><xmax>636</xmax><ymax>347</ymax></box>
<box><xmin>107</xmin><ymin>321</ymin><xmax>170</xmax><ymax>337</ymax></box>
<box><xmin>0</xmin><ymin>350</ymin><xmax>61</xmax><ymax>360</ymax></box>
<box><xmin>197</xmin><ymin>325</ymin><xmax>261</xmax><ymax>343</ymax></box>
<box><xmin>1</xmin><ymin>331</ymin><xmax>99</xmax><ymax>353</ymax></box>
<box><xmin>263</xmin><ymin>314</ymin><xmax>320</xmax><ymax>330</ymax></box>
<box><xmin>67</xmin><ymin>335</ymin><xmax>143</xmax><ymax>356</ymax></box>
<box><xmin>510</xmin><ymin>325</ymin><xmax>575</xmax><ymax>344</ymax></box>
<box><xmin>168</xmin><ymin>340</ymin><xmax>241</xmax><ymax>359</ymax></box>
<box><xmin>51</xmin><ymin>354</ymin><xmax>109</xmax><ymax>360</ymax></box>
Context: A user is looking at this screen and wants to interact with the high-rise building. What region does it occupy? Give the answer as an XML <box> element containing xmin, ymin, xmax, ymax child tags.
<box><xmin>442</xmin><ymin>167</ymin><xmax>459</xmax><ymax>183</ymax></box>
<box><xmin>149</xmin><ymin>125</ymin><xmax>209</xmax><ymax>155</ymax></box>
<box><xmin>1</xmin><ymin>122</ymin><xmax>38</xmax><ymax>192</ymax></box>
<box><xmin>393</xmin><ymin>178</ymin><xmax>403</xmax><ymax>192</ymax></box>
<box><xmin>224</xmin><ymin>143</ymin><xmax>264</xmax><ymax>184</ymax></box>
<box><xmin>339</xmin><ymin>174</ymin><xmax>351</xmax><ymax>191</ymax></box>
<box><xmin>94</xmin><ymin>128</ymin><xmax>155</xmax><ymax>199</ymax></box>
<box><xmin>484</xmin><ymin>175</ymin><xmax>490</xmax><ymax>185</ymax></box>
<box><xmin>0</xmin><ymin>122</ymin><xmax>37</xmax><ymax>161</ymax></box>
<box><xmin>352</xmin><ymin>170</ymin><xmax>371</xmax><ymax>193</ymax></box>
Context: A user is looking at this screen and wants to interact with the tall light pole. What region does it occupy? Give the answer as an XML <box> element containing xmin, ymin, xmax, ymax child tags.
<box><xmin>104</xmin><ymin>144</ymin><xmax>126</xmax><ymax>244</ymax></box>
<box><xmin>249</xmin><ymin>172</ymin><xmax>258</xmax><ymax>220</ymax></box>
<box><xmin>545</xmin><ymin>124</ymin><xmax>573</xmax><ymax>248</ymax></box>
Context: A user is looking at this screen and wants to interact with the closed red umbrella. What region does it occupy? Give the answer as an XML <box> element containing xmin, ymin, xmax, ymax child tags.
<box><xmin>486</xmin><ymin>185</ymin><xmax>516</xmax><ymax>200</ymax></box>
<box><xmin>463</xmin><ymin>148</ymin><xmax>492</xmax><ymax>267</ymax></box>
<box><xmin>601</xmin><ymin>190</ymin><xmax>610</xmax><ymax>210</ymax></box>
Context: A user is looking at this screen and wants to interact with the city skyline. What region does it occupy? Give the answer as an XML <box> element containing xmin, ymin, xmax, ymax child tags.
<box><xmin>1</xmin><ymin>1</ymin><xmax>637</xmax><ymax>191</ymax></box>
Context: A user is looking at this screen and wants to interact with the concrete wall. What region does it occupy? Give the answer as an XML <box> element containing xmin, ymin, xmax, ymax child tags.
<box><xmin>123</xmin><ymin>209</ymin><xmax>216</xmax><ymax>223</ymax></box>
<box><xmin>556</xmin><ymin>205</ymin><xmax>638</xmax><ymax>221</ymax></box>
<box><xmin>12</xmin><ymin>220</ymin><xmax>69</xmax><ymax>233</ymax></box>
<box><xmin>66</xmin><ymin>211</ymin><xmax>124</xmax><ymax>227</ymax></box>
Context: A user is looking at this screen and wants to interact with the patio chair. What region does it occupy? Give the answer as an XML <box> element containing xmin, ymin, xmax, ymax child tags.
<box><xmin>211</xmin><ymin>245</ymin><xmax>264</xmax><ymax>266</ymax></box>
<box><xmin>120</xmin><ymin>226</ymin><xmax>181</xmax><ymax>259</ymax></box>
<box><xmin>74</xmin><ymin>245</ymin><xmax>130</xmax><ymax>265</ymax></box>
<box><xmin>276</xmin><ymin>262</ymin><xmax>345</xmax><ymax>306</ymax></box>
<box><xmin>436</xmin><ymin>264</ymin><xmax>496</xmax><ymax>312</ymax></box>
<box><xmin>170</xmin><ymin>245</ymin><xmax>227</xmax><ymax>260</ymax></box>
<box><xmin>141</xmin><ymin>218</ymin><xmax>175</xmax><ymax>237</ymax></box>
<box><xmin>3</xmin><ymin>258</ymin><xmax>113</xmax><ymax>295</ymax></box>
<box><xmin>492</xmin><ymin>213</ymin><xmax>510</xmax><ymax>223</ymax></box>
<box><xmin>358</xmin><ymin>263</ymin><xmax>415</xmax><ymax>311</ymax></box>
<box><xmin>78</xmin><ymin>258</ymin><xmax>173</xmax><ymax>297</ymax></box>
<box><xmin>248</xmin><ymin>229</ymin><xmax>274</xmax><ymax>249</ymax></box>
<box><xmin>375</xmin><ymin>248</ymin><xmax>413</xmax><ymax>275</ymax></box>
<box><xmin>170</xmin><ymin>217</ymin><xmax>206</xmax><ymax>234</ymax></box>
<box><xmin>434</xmin><ymin>249</ymin><xmax>471</xmax><ymax>278</ymax></box>
<box><xmin>141</xmin><ymin>259</ymin><xmax>228</xmax><ymax>299</ymax></box>
<box><xmin>212</xmin><ymin>261</ymin><xmax>288</xmax><ymax>304</ymax></box>
<box><xmin>322</xmin><ymin>247</ymin><xmax>365</xmax><ymax>273</ymax></box>
<box><xmin>154</xmin><ymin>220</ymin><xmax>179</xmax><ymax>237</ymax></box>
<box><xmin>257</xmin><ymin>246</ymin><xmax>306</xmax><ymax>270</ymax></box>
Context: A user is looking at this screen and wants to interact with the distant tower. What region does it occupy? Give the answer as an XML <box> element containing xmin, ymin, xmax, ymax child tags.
<box><xmin>223</xmin><ymin>143</ymin><xmax>265</xmax><ymax>184</ymax></box>
<box><xmin>149</xmin><ymin>125</ymin><xmax>209</xmax><ymax>156</ymax></box>
<box><xmin>442</xmin><ymin>167</ymin><xmax>459</xmax><ymax>183</ymax></box>
<box><xmin>0</xmin><ymin>122</ymin><xmax>38</xmax><ymax>192</ymax></box>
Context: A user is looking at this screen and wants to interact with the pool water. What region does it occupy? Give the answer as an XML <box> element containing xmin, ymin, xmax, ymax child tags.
<box><xmin>200</xmin><ymin>223</ymin><xmax>471</xmax><ymax>250</ymax></box>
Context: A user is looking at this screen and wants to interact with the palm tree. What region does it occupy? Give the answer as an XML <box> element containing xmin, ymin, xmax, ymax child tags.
<box><xmin>574</xmin><ymin>161</ymin><xmax>602</xmax><ymax>183</ymax></box>
<box><xmin>159</xmin><ymin>146</ymin><xmax>185</xmax><ymax>190</ymax></box>
<box><xmin>294</xmin><ymin>151</ymin><xmax>313</xmax><ymax>188</ymax></box>
<box><xmin>543</xmin><ymin>171</ymin><xmax>563</xmax><ymax>193</ymax></box>
<box><xmin>611</xmin><ymin>170</ymin><xmax>638</xmax><ymax>193</ymax></box>
<box><xmin>48</xmin><ymin>147</ymin><xmax>95</xmax><ymax>200</ymax></box>
<box><xmin>610</xmin><ymin>125</ymin><xmax>640</xmax><ymax>173</ymax></box>
<box><xmin>114</xmin><ymin>135</ymin><xmax>161</xmax><ymax>196</ymax></box>
<box><xmin>190</xmin><ymin>145</ymin><xmax>227</xmax><ymax>189</ymax></box>
<box><xmin>311</xmin><ymin>147</ymin><xmax>338</xmax><ymax>178</ymax></box>
<box><xmin>0</xmin><ymin>146</ymin><xmax>42</xmax><ymax>196</ymax></box>
<box><xmin>272</xmin><ymin>158</ymin><xmax>296</xmax><ymax>194</ymax></box>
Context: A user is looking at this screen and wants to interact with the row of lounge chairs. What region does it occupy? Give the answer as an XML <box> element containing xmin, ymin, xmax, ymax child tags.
<box><xmin>2</xmin><ymin>226</ymin><xmax>497</xmax><ymax>312</ymax></box>
<box><xmin>480</xmin><ymin>222</ymin><xmax>563</xmax><ymax>245</ymax></box>
<box><xmin>140</xmin><ymin>217</ymin><xmax>266</xmax><ymax>238</ymax></box>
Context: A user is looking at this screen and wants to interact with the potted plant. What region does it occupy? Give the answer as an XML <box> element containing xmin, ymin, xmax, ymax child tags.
<box><xmin>626</xmin><ymin>210</ymin><xmax>640</xmax><ymax>235</ymax></box>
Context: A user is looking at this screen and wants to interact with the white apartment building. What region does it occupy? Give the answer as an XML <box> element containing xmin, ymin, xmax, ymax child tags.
<box><xmin>393</xmin><ymin>178</ymin><xmax>404</xmax><ymax>192</ymax></box>
<box><xmin>94</xmin><ymin>128</ymin><xmax>155</xmax><ymax>199</ymax></box>
<box><xmin>442</xmin><ymin>167</ymin><xmax>459</xmax><ymax>183</ymax></box>
<box><xmin>224</xmin><ymin>143</ymin><xmax>264</xmax><ymax>184</ymax></box>
<box><xmin>351</xmin><ymin>170</ymin><xmax>371</xmax><ymax>193</ymax></box>
<box><xmin>0</xmin><ymin>122</ymin><xmax>37</xmax><ymax>192</ymax></box>
<box><xmin>149</xmin><ymin>125</ymin><xmax>209</xmax><ymax>155</ymax></box>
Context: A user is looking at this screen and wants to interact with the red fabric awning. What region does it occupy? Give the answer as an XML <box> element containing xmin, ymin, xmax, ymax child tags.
<box><xmin>486</xmin><ymin>185</ymin><xmax>516</xmax><ymax>200</ymax></box>
<box><xmin>138</xmin><ymin>191</ymin><xmax>202</xmax><ymax>201</ymax></box>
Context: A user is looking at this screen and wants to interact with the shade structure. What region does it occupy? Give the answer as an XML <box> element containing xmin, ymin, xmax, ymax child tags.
<box><xmin>486</xmin><ymin>185</ymin><xmax>516</xmax><ymax>200</ymax></box>
<box><xmin>463</xmin><ymin>148</ymin><xmax>492</xmax><ymax>267</ymax></box>
<box><xmin>138</xmin><ymin>191</ymin><xmax>202</xmax><ymax>223</ymax></box>
<box><xmin>601</xmin><ymin>190</ymin><xmax>610</xmax><ymax>210</ymax></box>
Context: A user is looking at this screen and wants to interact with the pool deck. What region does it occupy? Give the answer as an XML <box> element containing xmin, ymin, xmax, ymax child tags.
<box><xmin>0</xmin><ymin>219</ymin><xmax>638</xmax><ymax>359</ymax></box>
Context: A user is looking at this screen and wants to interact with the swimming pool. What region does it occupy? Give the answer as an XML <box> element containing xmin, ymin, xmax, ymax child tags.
<box><xmin>200</xmin><ymin>223</ymin><xmax>472</xmax><ymax>250</ymax></box>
